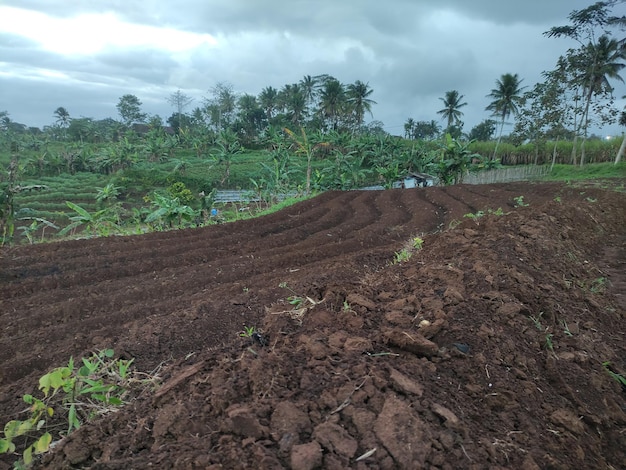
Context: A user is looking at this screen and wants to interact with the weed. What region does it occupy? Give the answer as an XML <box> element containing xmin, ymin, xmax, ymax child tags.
<box><xmin>463</xmin><ymin>208</ymin><xmax>506</xmax><ymax>222</ymax></box>
<box><xmin>561</xmin><ymin>319</ymin><xmax>573</xmax><ymax>337</ymax></box>
<box><xmin>589</xmin><ymin>277</ymin><xmax>608</xmax><ymax>294</ymax></box>
<box><xmin>393</xmin><ymin>235</ymin><xmax>425</xmax><ymax>264</ymax></box>
<box><xmin>239</xmin><ymin>325</ymin><xmax>268</xmax><ymax>347</ymax></box>
<box><xmin>463</xmin><ymin>210</ymin><xmax>485</xmax><ymax>220</ymax></box>
<box><xmin>275</xmin><ymin>282</ymin><xmax>322</xmax><ymax>324</ymax></box>
<box><xmin>412</xmin><ymin>237</ymin><xmax>424</xmax><ymax>250</ymax></box>
<box><xmin>585</xmin><ymin>197</ymin><xmax>597</xmax><ymax>203</ymax></box>
<box><xmin>529</xmin><ymin>312</ymin><xmax>544</xmax><ymax>331</ymax></box>
<box><xmin>0</xmin><ymin>349</ymin><xmax>155</xmax><ymax>468</ymax></box>
<box><xmin>393</xmin><ymin>248</ymin><xmax>412</xmax><ymax>264</ymax></box>
<box><xmin>342</xmin><ymin>300</ymin><xmax>356</xmax><ymax>314</ymax></box>
<box><xmin>448</xmin><ymin>219</ymin><xmax>461</xmax><ymax>230</ymax></box>
<box><xmin>602</xmin><ymin>362</ymin><xmax>626</xmax><ymax>388</ymax></box>
<box><xmin>513</xmin><ymin>195</ymin><xmax>529</xmax><ymax>207</ymax></box>
<box><xmin>554</xmin><ymin>196</ymin><xmax>562</xmax><ymax>203</ymax></box>
<box><xmin>239</xmin><ymin>325</ymin><xmax>256</xmax><ymax>339</ymax></box>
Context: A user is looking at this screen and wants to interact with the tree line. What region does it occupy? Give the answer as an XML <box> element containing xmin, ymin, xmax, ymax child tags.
<box><xmin>1</xmin><ymin>1</ymin><xmax>625</xmax><ymax>163</ymax></box>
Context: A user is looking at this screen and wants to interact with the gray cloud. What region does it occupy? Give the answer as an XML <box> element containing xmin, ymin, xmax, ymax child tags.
<box><xmin>1</xmin><ymin>0</ymin><xmax>624</xmax><ymax>136</ymax></box>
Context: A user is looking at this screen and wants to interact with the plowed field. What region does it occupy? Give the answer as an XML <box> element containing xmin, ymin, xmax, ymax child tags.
<box><xmin>1</xmin><ymin>181</ymin><xmax>625</xmax><ymax>469</ymax></box>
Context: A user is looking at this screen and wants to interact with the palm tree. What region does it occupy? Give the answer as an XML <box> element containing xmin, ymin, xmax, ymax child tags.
<box><xmin>486</xmin><ymin>73</ymin><xmax>525</xmax><ymax>159</ymax></box>
<box><xmin>575</xmin><ymin>35</ymin><xmax>625</xmax><ymax>165</ymax></box>
<box><xmin>615</xmin><ymin>96</ymin><xmax>626</xmax><ymax>165</ymax></box>
<box><xmin>299</xmin><ymin>75</ymin><xmax>319</xmax><ymax>109</ymax></box>
<box><xmin>404</xmin><ymin>118</ymin><xmax>415</xmax><ymax>139</ymax></box>
<box><xmin>54</xmin><ymin>107</ymin><xmax>70</xmax><ymax>127</ymax></box>
<box><xmin>319</xmin><ymin>79</ymin><xmax>346</xmax><ymax>131</ymax></box>
<box><xmin>437</xmin><ymin>90</ymin><xmax>467</xmax><ymax>130</ymax></box>
<box><xmin>54</xmin><ymin>107</ymin><xmax>71</xmax><ymax>139</ymax></box>
<box><xmin>259</xmin><ymin>86</ymin><xmax>279</xmax><ymax>121</ymax></box>
<box><xmin>346</xmin><ymin>80</ymin><xmax>376</xmax><ymax>129</ymax></box>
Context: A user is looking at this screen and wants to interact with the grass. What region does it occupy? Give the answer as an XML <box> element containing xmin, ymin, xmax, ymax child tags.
<box><xmin>544</xmin><ymin>162</ymin><xmax>626</xmax><ymax>181</ymax></box>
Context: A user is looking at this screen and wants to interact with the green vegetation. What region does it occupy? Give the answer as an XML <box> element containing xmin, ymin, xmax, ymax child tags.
<box><xmin>0</xmin><ymin>350</ymin><xmax>156</xmax><ymax>468</ymax></box>
<box><xmin>393</xmin><ymin>236</ymin><xmax>424</xmax><ymax>264</ymax></box>
<box><xmin>239</xmin><ymin>326</ymin><xmax>257</xmax><ymax>339</ymax></box>
<box><xmin>513</xmin><ymin>195</ymin><xmax>529</xmax><ymax>207</ymax></box>
<box><xmin>2</xmin><ymin>1</ymin><xmax>625</xmax><ymax>248</ymax></box>
<box><xmin>543</xmin><ymin>162</ymin><xmax>626</xmax><ymax>181</ymax></box>
<box><xmin>602</xmin><ymin>362</ymin><xmax>626</xmax><ymax>388</ymax></box>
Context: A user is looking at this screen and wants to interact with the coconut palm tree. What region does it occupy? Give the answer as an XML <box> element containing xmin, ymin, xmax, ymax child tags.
<box><xmin>486</xmin><ymin>73</ymin><xmax>525</xmax><ymax>159</ymax></box>
<box><xmin>299</xmin><ymin>75</ymin><xmax>319</xmax><ymax>109</ymax></box>
<box><xmin>404</xmin><ymin>118</ymin><xmax>415</xmax><ymax>139</ymax></box>
<box><xmin>575</xmin><ymin>35</ymin><xmax>625</xmax><ymax>165</ymax></box>
<box><xmin>346</xmin><ymin>80</ymin><xmax>376</xmax><ymax>128</ymax></box>
<box><xmin>319</xmin><ymin>79</ymin><xmax>346</xmax><ymax>131</ymax></box>
<box><xmin>616</xmin><ymin>96</ymin><xmax>626</xmax><ymax>165</ymax></box>
<box><xmin>54</xmin><ymin>107</ymin><xmax>71</xmax><ymax>140</ymax></box>
<box><xmin>437</xmin><ymin>90</ymin><xmax>467</xmax><ymax>130</ymax></box>
<box><xmin>259</xmin><ymin>86</ymin><xmax>279</xmax><ymax>121</ymax></box>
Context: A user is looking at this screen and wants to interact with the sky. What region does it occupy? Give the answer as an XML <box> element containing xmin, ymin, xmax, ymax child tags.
<box><xmin>1</xmin><ymin>0</ymin><xmax>625</xmax><ymax>137</ymax></box>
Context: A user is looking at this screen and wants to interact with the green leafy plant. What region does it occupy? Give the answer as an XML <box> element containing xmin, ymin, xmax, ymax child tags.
<box><xmin>393</xmin><ymin>235</ymin><xmax>425</xmax><ymax>264</ymax></box>
<box><xmin>464</xmin><ymin>210</ymin><xmax>485</xmax><ymax>220</ymax></box>
<box><xmin>513</xmin><ymin>195</ymin><xmax>529</xmax><ymax>207</ymax></box>
<box><xmin>239</xmin><ymin>325</ymin><xmax>256</xmax><ymax>338</ymax></box>
<box><xmin>393</xmin><ymin>248</ymin><xmax>412</xmax><ymax>264</ymax></box>
<box><xmin>276</xmin><ymin>282</ymin><xmax>322</xmax><ymax>324</ymax></box>
<box><xmin>0</xmin><ymin>349</ymin><xmax>154</xmax><ymax>468</ymax></box>
<box><xmin>412</xmin><ymin>237</ymin><xmax>424</xmax><ymax>250</ymax></box>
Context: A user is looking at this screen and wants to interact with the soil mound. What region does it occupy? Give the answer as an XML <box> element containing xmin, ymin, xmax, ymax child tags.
<box><xmin>1</xmin><ymin>181</ymin><xmax>625</xmax><ymax>469</ymax></box>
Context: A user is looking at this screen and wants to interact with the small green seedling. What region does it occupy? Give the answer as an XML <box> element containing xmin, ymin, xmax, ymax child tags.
<box><xmin>412</xmin><ymin>237</ymin><xmax>424</xmax><ymax>250</ymax></box>
<box><xmin>602</xmin><ymin>361</ymin><xmax>626</xmax><ymax>387</ymax></box>
<box><xmin>561</xmin><ymin>319</ymin><xmax>573</xmax><ymax>337</ymax></box>
<box><xmin>464</xmin><ymin>210</ymin><xmax>485</xmax><ymax>220</ymax></box>
<box><xmin>513</xmin><ymin>196</ymin><xmax>529</xmax><ymax>207</ymax></box>
<box><xmin>393</xmin><ymin>248</ymin><xmax>412</xmax><ymax>264</ymax></box>
<box><xmin>239</xmin><ymin>325</ymin><xmax>256</xmax><ymax>338</ymax></box>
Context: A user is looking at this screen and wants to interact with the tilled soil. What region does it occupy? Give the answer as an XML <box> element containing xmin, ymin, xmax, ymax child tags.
<box><xmin>1</xmin><ymin>181</ymin><xmax>625</xmax><ymax>469</ymax></box>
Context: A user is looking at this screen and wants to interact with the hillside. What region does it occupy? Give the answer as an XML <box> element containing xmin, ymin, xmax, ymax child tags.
<box><xmin>1</xmin><ymin>181</ymin><xmax>624</xmax><ymax>469</ymax></box>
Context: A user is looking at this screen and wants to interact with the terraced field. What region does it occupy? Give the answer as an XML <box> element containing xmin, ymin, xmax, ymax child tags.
<box><xmin>1</xmin><ymin>181</ymin><xmax>624</xmax><ymax>469</ymax></box>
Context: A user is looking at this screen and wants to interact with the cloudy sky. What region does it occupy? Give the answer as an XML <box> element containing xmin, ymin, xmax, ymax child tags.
<box><xmin>1</xmin><ymin>0</ymin><xmax>624</xmax><ymax>137</ymax></box>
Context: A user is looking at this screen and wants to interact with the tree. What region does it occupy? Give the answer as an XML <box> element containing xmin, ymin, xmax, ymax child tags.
<box><xmin>412</xmin><ymin>120</ymin><xmax>441</xmax><ymax>140</ymax></box>
<box><xmin>53</xmin><ymin>107</ymin><xmax>71</xmax><ymax>130</ymax></box>
<box><xmin>167</xmin><ymin>90</ymin><xmax>194</xmax><ymax>130</ymax></box>
<box><xmin>346</xmin><ymin>80</ymin><xmax>376</xmax><ymax>128</ymax></box>
<box><xmin>437</xmin><ymin>90</ymin><xmax>467</xmax><ymax>130</ymax></box>
<box><xmin>206</xmin><ymin>82</ymin><xmax>237</xmax><ymax>132</ymax></box>
<box><xmin>284</xmin><ymin>127</ymin><xmax>328</xmax><ymax>195</ymax></box>
<box><xmin>319</xmin><ymin>78</ymin><xmax>346</xmax><ymax>131</ymax></box>
<box><xmin>299</xmin><ymin>75</ymin><xmax>319</xmax><ymax>110</ymax></box>
<box><xmin>485</xmin><ymin>73</ymin><xmax>525</xmax><ymax>159</ymax></box>
<box><xmin>235</xmin><ymin>94</ymin><xmax>266</xmax><ymax>142</ymax></box>
<box><xmin>616</xmin><ymin>97</ymin><xmax>626</xmax><ymax>164</ymax></box>
<box><xmin>469</xmin><ymin>119</ymin><xmax>497</xmax><ymax>142</ymax></box>
<box><xmin>259</xmin><ymin>86</ymin><xmax>279</xmax><ymax>121</ymax></box>
<box><xmin>278</xmin><ymin>84</ymin><xmax>307</xmax><ymax>126</ymax></box>
<box><xmin>212</xmin><ymin>130</ymin><xmax>243</xmax><ymax>186</ymax></box>
<box><xmin>116</xmin><ymin>94</ymin><xmax>147</xmax><ymax>127</ymax></box>
<box><xmin>404</xmin><ymin>118</ymin><xmax>415</xmax><ymax>139</ymax></box>
<box><xmin>545</xmin><ymin>1</ymin><xmax>626</xmax><ymax>165</ymax></box>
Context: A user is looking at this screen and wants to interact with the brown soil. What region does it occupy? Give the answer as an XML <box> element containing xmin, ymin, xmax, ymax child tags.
<box><xmin>1</xmin><ymin>181</ymin><xmax>625</xmax><ymax>469</ymax></box>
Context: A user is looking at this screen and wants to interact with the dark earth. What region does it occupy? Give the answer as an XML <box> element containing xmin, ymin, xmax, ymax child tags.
<box><xmin>1</xmin><ymin>180</ymin><xmax>625</xmax><ymax>469</ymax></box>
